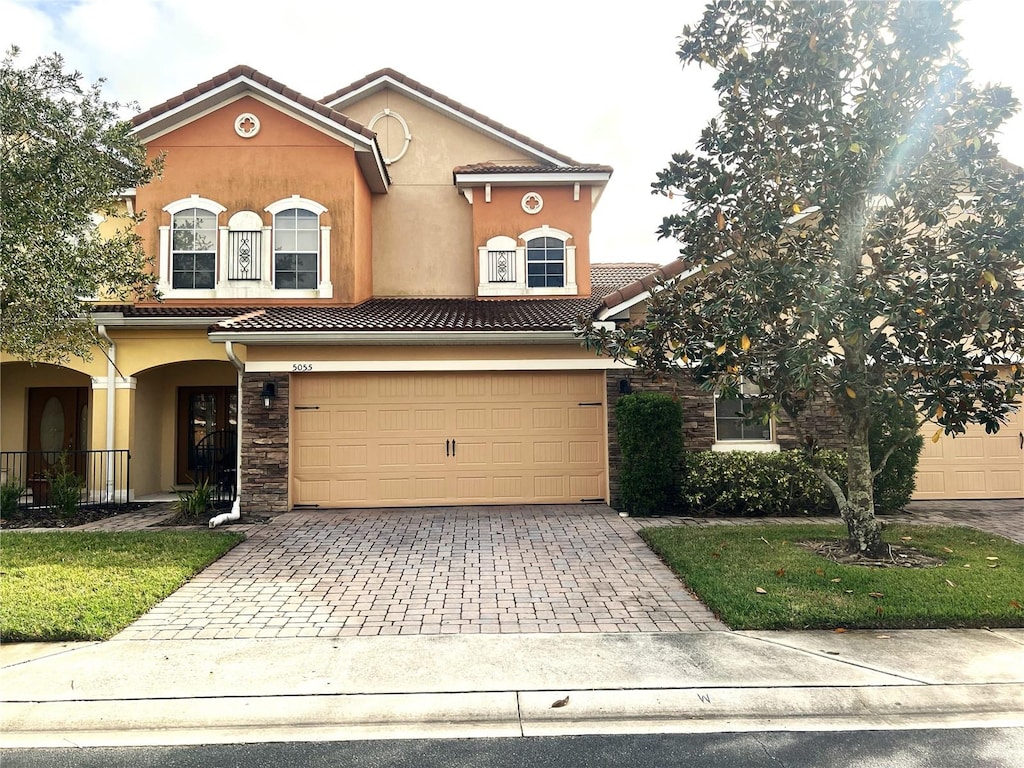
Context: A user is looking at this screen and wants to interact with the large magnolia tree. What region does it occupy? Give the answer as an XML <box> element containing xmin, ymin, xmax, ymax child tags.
<box><xmin>583</xmin><ymin>0</ymin><xmax>1024</xmax><ymax>555</ymax></box>
<box><xmin>1</xmin><ymin>49</ymin><xmax>160</xmax><ymax>363</ymax></box>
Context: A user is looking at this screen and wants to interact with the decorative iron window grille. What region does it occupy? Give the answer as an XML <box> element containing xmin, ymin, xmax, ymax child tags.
<box><xmin>488</xmin><ymin>249</ymin><xmax>516</xmax><ymax>283</ymax></box>
<box><xmin>228</xmin><ymin>230</ymin><xmax>262</xmax><ymax>280</ymax></box>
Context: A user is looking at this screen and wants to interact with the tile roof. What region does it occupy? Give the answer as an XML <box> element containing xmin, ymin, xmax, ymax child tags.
<box><xmin>454</xmin><ymin>163</ymin><xmax>614</xmax><ymax>175</ymax></box>
<box><xmin>598</xmin><ymin>259</ymin><xmax>693</xmax><ymax>311</ymax></box>
<box><xmin>131</xmin><ymin>65</ymin><xmax>378</xmax><ymax>142</ymax></box>
<box><xmin>98</xmin><ymin>265</ymin><xmax>662</xmax><ymax>333</ymax></box>
<box><xmin>322</xmin><ymin>68</ymin><xmax>583</xmax><ymax>167</ymax></box>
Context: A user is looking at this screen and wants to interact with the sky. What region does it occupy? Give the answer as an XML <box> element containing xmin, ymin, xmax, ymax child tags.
<box><xmin>5</xmin><ymin>0</ymin><xmax>1024</xmax><ymax>266</ymax></box>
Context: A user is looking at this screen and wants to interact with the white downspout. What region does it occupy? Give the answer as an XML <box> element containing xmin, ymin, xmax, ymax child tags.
<box><xmin>210</xmin><ymin>340</ymin><xmax>244</xmax><ymax>528</ymax></box>
<box><xmin>96</xmin><ymin>325</ymin><xmax>116</xmax><ymax>503</ymax></box>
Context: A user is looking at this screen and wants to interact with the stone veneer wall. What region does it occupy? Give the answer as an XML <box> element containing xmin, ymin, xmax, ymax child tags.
<box><xmin>241</xmin><ymin>373</ymin><xmax>290</xmax><ymax>513</ymax></box>
<box><xmin>605</xmin><ymin>371</ymin><xmax>846</xmax><ymax>509</ymax></box>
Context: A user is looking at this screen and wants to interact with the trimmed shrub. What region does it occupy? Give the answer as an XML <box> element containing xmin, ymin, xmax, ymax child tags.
<box><xmin>678</xmin><ymin>449</ymin><xmax>846</xmax><ymax>516</ymax></box>
<box><xmin>870</xmin><ymin>397</ymin><xmax>924</xmax><ymax>514</ymax></box>
<box><xmin>616</xmin><ymin>392</ymin><xmax>684</xmax><ymax>515</ymax></box>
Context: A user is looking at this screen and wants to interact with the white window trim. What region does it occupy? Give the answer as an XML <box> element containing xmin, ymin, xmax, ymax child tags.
<box><xmin>477</xmin><ymin>225</ymin><xmax>577</xmax><ymax>297</ymax></box>
<box><xmin>160</xmin><ymin>195</ymin><xmax>226</xmax><ymax>296</ymax></box>
<box><xmin>712</xmin><ymin>381</ymin><xmax>778</xmax><ymax>451</ymax></box>
<box><xmin>266</xmin><ymin>195</ymin><xmax>332</xmax><ymax>297</ymax></box>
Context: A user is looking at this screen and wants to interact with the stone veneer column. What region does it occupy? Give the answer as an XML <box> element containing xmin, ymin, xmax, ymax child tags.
<box><xmin>241</xmin><ymin>373</ymin><xmax>289</xmax><ymax>513</ymax></box>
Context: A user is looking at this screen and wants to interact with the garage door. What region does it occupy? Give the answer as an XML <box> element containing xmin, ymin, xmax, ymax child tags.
<box><xmin>290</xmin><ymin>371</ymin><xmax>607</xmax><ymax>508</ymax></box>
<box><xmin>913</xmin><ymin>406</ymin><xmax>1024</xmax><ymax>500</ymax></box>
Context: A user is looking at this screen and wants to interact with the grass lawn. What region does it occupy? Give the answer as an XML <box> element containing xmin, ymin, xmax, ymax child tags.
<box><xmin>641</xmin><ymin>523</ymin><xmax>1024</xmax><ymax>630</ymax></box>
<box><xmin>0</xmin><ymin>530</ymin><xmax>244</xmax><ymax>642</ymax></box>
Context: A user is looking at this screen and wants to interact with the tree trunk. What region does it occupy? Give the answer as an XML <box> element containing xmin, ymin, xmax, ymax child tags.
<box><xmin>843</xmin><ymin>418</ymin><xmax>883</xmax><ymax>556</ymax></box>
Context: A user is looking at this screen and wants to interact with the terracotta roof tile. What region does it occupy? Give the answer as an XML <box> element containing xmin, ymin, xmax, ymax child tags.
<box><xmin>131</xmin><ymin>65</ymin><xmax>378</xmax><ymax>143</ymax></box>
<box><xmin>599</xmin><ymin>259</ymin><xmax>692</xmax><ymax>310</ymax></box>
<box><xmin>453</xmin><ymin>162</ymin><xmax>614</xmax><ymax>175</ymax></box>
<box><xmin>322</xmin><ymin>68</ymin><xmax>584</xmax><ymax>167</ymax></box>
<box><xmin>96</xmin><ymin>265</ymin><xmax>656</xmax><ymax>332</ymax></box>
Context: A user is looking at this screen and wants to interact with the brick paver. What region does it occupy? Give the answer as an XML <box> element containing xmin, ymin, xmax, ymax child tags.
<box><xmin>38</xmin><ymin>499</ymin><xmax>1019</xmax><ymax>640</ymax></box>
<box><xmin>114</xmin><ymin>505</ymin><xmax>725</xmax><ymax>640</ymax></box>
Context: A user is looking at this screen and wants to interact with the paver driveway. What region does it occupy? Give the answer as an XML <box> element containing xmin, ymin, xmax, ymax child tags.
<box><xmin>116</xmin><ymin>505</ymin><xmax>725</xmax><ymax>640</ymax></box>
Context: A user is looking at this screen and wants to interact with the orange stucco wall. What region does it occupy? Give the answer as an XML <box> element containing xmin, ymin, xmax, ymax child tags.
<box><xmin>135</xmin><ymin>95</ymin><xmax>371</xmax><ymax>305</ymax></box>
<box><xmin>470</xmin><ymin>186</ymin><xmax>593</xmax><ymax>297</ymax></box>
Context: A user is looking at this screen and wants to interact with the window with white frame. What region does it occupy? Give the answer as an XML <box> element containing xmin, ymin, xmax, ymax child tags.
<box><xmin>266</xmin><ymin>197</ymin><xmax>327</xmax><ymax>291</ymax></box>
<box><xmin>171</xmin><ymin>207</ymin><xmax>218</xmax><ymax>289</ymax></box>
<box><xmin>477</xmin><ymin>226</ymin><xmax>577</xmax><ymax>296</ymax></box>
<box><xmin>715</xmin><ymin>380</ymin><xmax>773</xmax><ymax>442</ymax></box>
<box><xmin>526</xmin><ymin>236</ymin><xmax>565</xmax><ymax>288</ymax></box>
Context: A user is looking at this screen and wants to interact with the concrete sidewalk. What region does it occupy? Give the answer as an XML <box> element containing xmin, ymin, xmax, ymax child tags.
<box><xmin>2</xmin><ymin>629</ymin><xmax>1022</xmax><ymax>747</ymax></box>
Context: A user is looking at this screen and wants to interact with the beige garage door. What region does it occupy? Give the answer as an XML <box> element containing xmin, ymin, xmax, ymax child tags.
<box><xmin>913</xmin><ymin>406</ymin><xmax>1024</xmax><ymax>500</ymax></box>
<box><xmin>291</xmin><ymin>371</ymin><xmax>607</xmax><ymax>508</ymax></box>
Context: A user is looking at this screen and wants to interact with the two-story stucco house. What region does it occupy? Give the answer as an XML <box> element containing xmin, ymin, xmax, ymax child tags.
<box><xmin>1</xmin><ymin>66</ymin><xmax>650</xmax><ymax>513</ymax></box>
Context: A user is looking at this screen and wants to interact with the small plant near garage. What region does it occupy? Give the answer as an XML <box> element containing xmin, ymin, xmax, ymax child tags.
<box><xmin>616</xmin><ymin>392</ymin><xmax>683</xmax><ymax>516</ymax></box>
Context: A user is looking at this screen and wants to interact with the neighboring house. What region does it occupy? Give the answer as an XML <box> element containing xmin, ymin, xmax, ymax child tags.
<box><xmin>596</xmin><ymin>263</ymin><xmax>1024</xmax><ymax>503</ymax></box>
<box><xmin>1</xmin><ymin>66</ymin><xmax>1017</xmax><ymax>511</ymax></box>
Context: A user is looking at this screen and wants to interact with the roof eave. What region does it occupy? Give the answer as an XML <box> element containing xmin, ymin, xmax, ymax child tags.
<box><xmin>208</xmin><ymin>329</ymin><xmax>580</xmax><ymax>345</ymax></box>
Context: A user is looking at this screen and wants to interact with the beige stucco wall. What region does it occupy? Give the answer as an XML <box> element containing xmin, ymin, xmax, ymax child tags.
<box><xmin>339</xmin><ymin>88</ymin><xmax>537</xmax><ymax>297</ymax></box>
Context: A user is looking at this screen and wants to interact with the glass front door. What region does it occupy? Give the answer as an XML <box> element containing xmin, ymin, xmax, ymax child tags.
<box><xmin>176</xmin><ymin>387</ymin><xmax>237</xmax><ymax>484</ymax></box>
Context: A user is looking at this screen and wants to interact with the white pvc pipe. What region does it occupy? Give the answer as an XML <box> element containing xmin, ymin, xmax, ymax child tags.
<box><xmin>96</xmin><ymin>325</ymin><xmax>116</xmax><ymax>502</ymax></box>
<box><xmin>209</xmin><ymin>496</ymin><xmax>240</xmax><ymax>528</ymax></box>
<box><xmin>210</xmin><ymin>341</ymin><xmax>245</xmax><ymax>528</ymax></box>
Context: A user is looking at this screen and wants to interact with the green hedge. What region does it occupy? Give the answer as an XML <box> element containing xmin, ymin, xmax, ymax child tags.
<box><xmin>677</xmin><ymin>441</ymin><xmax>921</xmax><ymax>518</ymax></box>
<box><xmin>678</xmin><ymin>449</ymin><xmax>847</xmax><ymax>516</ymax></box>
<box><xmin>616</xmin><ymin>392</ymin><xmax>684</xmax><ymax>516</ymax></box>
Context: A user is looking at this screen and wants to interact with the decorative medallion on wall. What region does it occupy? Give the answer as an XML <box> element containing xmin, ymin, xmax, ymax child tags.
<box><xmin>522</xmin><ymin>191</ymin><xmax>544</xmax><ymax>214</ymax></box>
<box><xmin>368</xmin><ymin>109</ymin><xmax>412</xmax><ymax>165</ymax></box>
<box><xmin>234</xmin><ymin>113</ymin><xmax>261</xmax><ymax>138</ymax></box>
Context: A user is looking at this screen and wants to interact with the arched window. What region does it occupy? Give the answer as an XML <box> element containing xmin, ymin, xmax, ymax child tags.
<box><xmin>161</xmin><ymin>196</ymin><xmax>226</xmax><ymax>292</ymax></box>
<box><xmin>266</xmin><ymin>197</ymin><xmax>327</xmax><ymax>291</ymax></box>
<box><xmin>171</xmin><ymin>207</ymin><xmax>218</xmax><ymax>289</ymax></box>
<box><xmin>526</xmin><ymin>236</ymin><xmax>566</xmax><ymax>288</ymax></box>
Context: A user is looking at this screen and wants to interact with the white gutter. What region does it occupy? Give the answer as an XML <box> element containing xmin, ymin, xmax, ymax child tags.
<box><xmin>96</xmin><ymin>325</ymin><xmax>117</xmax><ymax>503</ymax></box>
<box><xmin>207</xmin><ymin>330</ymin><xmax>579</xmax><ymax>345</ymax></box>
<box><xmin>209</xmin><ymin>341</ymin><xmax>244</xmax><ymax>528</ymax></box>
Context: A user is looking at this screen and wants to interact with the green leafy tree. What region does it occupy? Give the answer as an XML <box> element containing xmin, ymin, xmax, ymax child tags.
<box><xmin>1</xmin><ymin>48</ymin><xmax>161</xmax><ymax>363</ymax></box>
<box><xmin>582</xmin><ymin>1</ymin><xmax>1024</xmax><ymax>556</ymax></box>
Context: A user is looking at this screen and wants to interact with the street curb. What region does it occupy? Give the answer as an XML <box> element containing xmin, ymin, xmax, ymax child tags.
<box><xmin>3</xmin><ymin>683</ymin><xmax>1021</xmax><ymax>748</ymax></box>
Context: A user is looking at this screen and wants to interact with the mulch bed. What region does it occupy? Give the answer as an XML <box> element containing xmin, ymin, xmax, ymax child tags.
<box><xmin>800</xmin><ymin>539</ymin><xmax>946</xmax><ymax>568</ymax></box>
<box><xmin>1</xmin><ymin>503</ymin><xmax>154</xmax><ymax>530</ymax></box>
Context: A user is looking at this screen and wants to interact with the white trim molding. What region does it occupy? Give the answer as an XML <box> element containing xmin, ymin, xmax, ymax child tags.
<box><xmin>244</xmin><ymin>357</ymin><xmax>630</xmax><ymax>373</ymax></box>
<box><xmin>477</xmin><ymin>225</ymin><xmax>577</xmax><ymax>297</ymax></box>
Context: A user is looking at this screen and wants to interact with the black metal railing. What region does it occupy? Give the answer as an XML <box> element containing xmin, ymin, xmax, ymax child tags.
<box><xmin>192</xmin><ymin>430</ymin><xmax>237</xmax><ymax>504</ymax></box>
<box><xmin>0</xmin><ymin>450</ymin><xmax>131</xmax><ymax>512</ymax></box>
<box><xmin>487</xmin><ymin>249</ymin><xmax>516</xmax><ymax>283</ymax></box>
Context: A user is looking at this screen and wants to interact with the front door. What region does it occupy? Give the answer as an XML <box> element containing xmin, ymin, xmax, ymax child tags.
<box><xmin>176</xmin><ymin>387</ymin><xmax>238</xmax><ymax>484</ymax></box>
<box><xmin>27</xmin><ymin>387</ymin><xmax>89</xmax><ymax>475</ymax></box>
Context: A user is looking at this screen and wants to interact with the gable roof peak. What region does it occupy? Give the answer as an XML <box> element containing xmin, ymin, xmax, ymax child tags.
<box><xmin>322</xmin><ymin>68</ymin><xmax>582</xmax><ymax>167</ymax></box>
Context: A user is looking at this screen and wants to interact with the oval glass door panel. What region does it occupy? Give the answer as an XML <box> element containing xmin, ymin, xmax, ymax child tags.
<box><xmin>40</xmin><ymin>397</ymin><xmax>65</xmax><ymax>453</ymax></box>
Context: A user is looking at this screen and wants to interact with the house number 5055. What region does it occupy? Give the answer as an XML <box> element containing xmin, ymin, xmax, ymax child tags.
<box><xmin>291</xmin><ymin>363</ymin><xmax>313</xmax><ymax>372</ymax></box>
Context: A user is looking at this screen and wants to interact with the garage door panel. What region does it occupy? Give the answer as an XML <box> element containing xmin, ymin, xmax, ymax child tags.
<box><xmin>534</xmin><ymin>441</ymin><xmax>564</xmax><ymax>464</ymax></box>
<box><xmin>456</xmin><ymin>408</ymin><xmax>488</xmax><ymax>430</ymax></box>
<box><xmin>914</xmin><ymin>405</ymin><xmax>1023</xmax><ymax>500</ymax></box>
<box><xmin>333</xmin><ymin>444</ymin><xmax>367</xmax><ymax>469</ymax></box>
<box><xmin>291</xmin><ymin>371</ymin><xmax>607</xmax><ymax>508</ymax></box>
<box><xmin>492</xmin><ymin>408</ymin><xmax>523</xmax><ymax>430</ymax></box>
<box><xmin>332</xmin><ymin>410</ymin><xmax>367</xmax><ymax>433</ymax></box>
<box><xmin>413</xmin><ymin>408</ymin><xmax>445</xmax><ymax>431</ymax></box>
<box><xmin>570</xmin><ymin>475</ymin><xmax>604</xmax><ymax>499</ymax></box>
<box><xmin>532</xmin><ymin>408</ymin><xmax>565</xmax><ymax>429</ymax></box>
<box><xmin>569</xmin><ymin>408</ymin><xmax>602</xmax><ymax>430</ymax></box>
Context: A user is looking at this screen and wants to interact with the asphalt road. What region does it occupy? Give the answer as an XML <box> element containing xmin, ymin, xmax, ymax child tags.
<box><xmin>2</xmin><ymin>727</ymin><xmax>1022</xmax><ymax>768</ymax></box>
